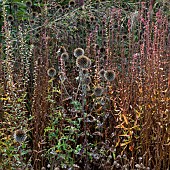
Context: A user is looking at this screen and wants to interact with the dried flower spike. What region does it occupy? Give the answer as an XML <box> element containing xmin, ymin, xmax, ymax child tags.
<box><xmin>47</xmin><ymin>68</ymin><xmax>57</xmax><ymax>77</ymax></box>
<box><xmin>74</xmin><ymin>48</ymin><xmax>85</xmax><ymax>57</ymax></box>
<box><xmin>76</xmin><ymin>55</ymin><xmax>91</xmax><ymax>69</ymax></box>
<box><xmin>104</xmin><ymin>70</ymin><xmax>115</xmax><ymax>81</ymax></box>
<box><xmin>14</xmin><ymin>129</ymin><xmax>26</xmax><ymax>143</ymax></box>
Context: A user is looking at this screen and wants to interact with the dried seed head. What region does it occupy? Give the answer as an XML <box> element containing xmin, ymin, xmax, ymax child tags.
<box><xmin>26</xmin><ymin>1</ymin><xmax>32</xmax><ymax>7</ymax></box>
<box><xmin>76</xmin><ymin>55</ymin><xmax>91</xmax><ymax>69</ymax></box>
<box><xmin>7</xmin><ymin>15</ymin><xmax>14</xmax><ymax>22</ymax></box>
<box><xmin>82</xmin><ymin>69</ymin><xmax>89</xmax><ymax>75</ymax></box>
<box><xmin>47</xmin><ymin>68</ymin><xmax>57</xmax><ymax>77</ymax></box>
<box><xmin>83</xmin><ymin>76</ymin><xmax>91</xmax><ymax>84</ymax></box>
<box><xmin>69</xmin><ymin>0</ymin><xmax>75</xmax><ymax>7</ymax></box>
<box><xmin>61</xmin><ymin>52</ymin><xmax>69</xmax><ymax>61</ymax></box>
<box><xmin>99</xmin><ymin>69</ymin><xmax>105</xmax><ymax>78</ymax></box>
<box><xmin>14</xmin><ymin>129</ymin><xmax>26</xmax><ymax>143</ymax></box>
<box><xmin>41</xmin><ymin>167</ymin><xmax>46</xmax><ymax>170</ymax></box>
<box><xmin>94</xmin><ymin>86</ymin><xmax>103</xmax><ymax>97</ymax></box>
<box><xmin>74</xmin><ymin>48</ymin><xmax>85</xmax><ymax>57</ymax></box>
<box><xmin>104</xmin><ymin>70</ymin><xmax>115</xmax><ymax>81</ymax></box>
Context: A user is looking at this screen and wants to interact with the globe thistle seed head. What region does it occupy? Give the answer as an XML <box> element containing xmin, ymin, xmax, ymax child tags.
<box><xmin>61</xmin><ymin>52</ymin><xmax>69</xmax><ymax>61</ymax></box>
<box><xmin>14</xmin><ymin>129</ymin><xmax>26</xmax><ymax>143</ymax></box>
<box><xmin>82</xmin><ymin>69</ymin><xmax>89</xmax><ymax>75</ymax></box>
<box><xmin>83</xmin><ymin>76</ymin><xmax>91</xmax><ymax>84</ymax></box>
<box><xmin>99</xmin><ymin>69</ymin><xmax>106</xmax><ymax>78</ymax></box>
<box><xmin>26</xmin><ymin>1</ymin><xmax>32</xmax><ymax>7</ymax></box>
<box><xmin>69</xmin><ymin>0</ymin><xmax>75</xmax><ymax>7</ymax></box>
<box><xmin>47</xmin><ymin>68</ymin><xmax>57</xmax><ymax>77</ymax></box>
<box><xmin>7</xmin><ymin>15</ymin><xmax>14</xmax><ymax>22</ymax></box>
<box><xmin>104</xmin><ymin>70</ymin><xmax>115</xmax><ymax>81</ymax></box>
<box><xmin>74</xmin><ymin>48</ymin><xmax>84</xmax><ymax>57</ymax></box>
<box><xmin>76</xmin><ymin>55</ymin><xmax>91</xmax><ymax>69</ymax></box>
<box><xmin>94</xmin><ymin>87</ymin><xmax>103</xmax><ymax>97</ymax></box>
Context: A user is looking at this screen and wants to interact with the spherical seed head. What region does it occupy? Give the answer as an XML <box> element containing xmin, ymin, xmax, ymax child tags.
<box><xmin>82</xmin><ymin>69</ymin><xmax>89</xmax><ymax>75</ymax></box>
<box><xmin>99</xmin><ymin>69</ymin><xmax>105</xmax><ymax>78</ymax></box>
<box><xmin>83</xmin><ymin>76</ymin><xmax>91</xmax><ymax>84</ymax></box>
<box><xmin>104</xmin><ymin>70</ymin><xmax>115</xmax><ymax>81</ymax></box>
<box><xmin>61</xmin><ymin>52</ymin><xmax>69</xmax><ymax>61</ymax></box>
<box><xmin>7</xmin><ymin>15</ymin><xmax>14</xmax><ymax>22</ymax></box>
<box><xmin>26</xmin><ymin>1</ymin><xmax>32</xmax><ymax>7</ymax></box>
<box><xmin>74</xmin><ymin>48</ymin><xmax>85</xmax><ymax>57</ymax></box>
<box><xmin>76</xmin><ymin>55</ymin><xmax>91</xmax><ymax>69</ymax></box>
<box><xmin>14</xmin><ymin>129</ymin><xmax>26</xmax><ymax>143</ymax></box>
<box><xmin>47</xmin><ymin>68</ymin><xmax>57</xmax><ymax>77</ymax></box>
<box><xmin>69</xmin><ymin>0</ymin><xmax>75</xmax><ymax>6</ymax></box>
<box><xmin>94</xmin><ymin>87</ymin><xmax>103</xmax><ymax>97</ymax></box>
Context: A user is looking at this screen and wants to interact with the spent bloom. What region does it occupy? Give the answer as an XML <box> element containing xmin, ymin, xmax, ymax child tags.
<box><xmin>74</xmin><ymin>48</ymin><xmax>85</xmax><ymax>57</ymax></box>
<box><xmin>47</xmin><ymin>68</ymin><xmax>57</xmax><ymax>77</ymax></box>
<box><xmin>104</xmin><ymin>70</ymin><xmax>115</xmax><ymax>81</ymax></box>
<box><xmin>76</xmin><ymin>55</ymin><xmax>91</xmax><ymax>69</ymax></box>
<box><xmin>14</xmin><ymin>129</ymin><xmax>26</xmax><ymax>143</ymax></box>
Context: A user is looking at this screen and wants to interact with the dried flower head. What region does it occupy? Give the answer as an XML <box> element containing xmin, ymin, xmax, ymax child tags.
<box><xmin>47</xmin><ymin>68</ymin><xmax>57</xmax><ymax>77</ymax></box>
<box><xmin>74</xmin><ymin>48</ymin><xmax>85</xmax><ymax>57</ymax></box>
<box><xmin>104</xmin><ymin>70</ymin><xmax>115</xmax><ymax>81</ymax></box>
<box><xmin>61</xmin><ymin>52</ymin><xmax>69</xmax><ymax>61</ymax></box>
<box><xmin>69</xmin><ymin>0</ymin><xmax>75</xmax><ymax>6</ymax></box>
<box><xmin>83</xmin><ymin>76</ymin><xmax>91</xmax><ymax>84</ymax></box>
<box><xmin>99</xmin><ymin>69</ymin><xmax>106</xmax><ymax>78</ymax></box>
<box><xmin>26</xmin><ymin>1</ymin><xmax>32</xmax><ymax>7</ymax></box>
<box><xmin>14</xmin><ymin>129</ymin><xmax>26</xmax><ymax>143</ymax></box>
<box><xmin>7</xmin><ymin>15</ymin><xmax>14</xmax><ymax>22</ymax></box>
<box><xmin>82</xmin><ymin>69</ymin><xmax>89</xmax><ymax>75</ymax></box>
<box><xmin>41</xmin><ymin>167</ymin><xmax>46</xmax><ymax>170</ymax></box>
<box><xmin>94</xmin><ymin>87</ymin><xmax>103</xmax><ymax>97</ymax></box>
<box><xmin>76</xmin><ymin>55</ymin><xmax>91</xmax><ymax>69</ymax></box>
